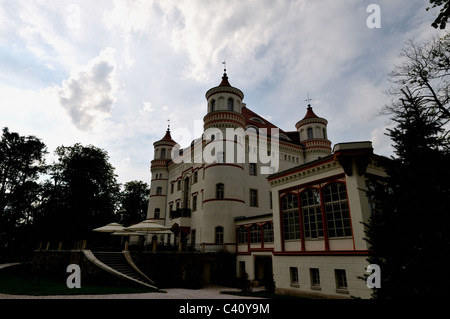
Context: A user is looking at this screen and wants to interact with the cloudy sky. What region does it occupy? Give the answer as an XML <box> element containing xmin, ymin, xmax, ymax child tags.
<box><xmin>0</xmin><ymin>0</ymin><xmax>446</xmax><ymax>184</ymax></box>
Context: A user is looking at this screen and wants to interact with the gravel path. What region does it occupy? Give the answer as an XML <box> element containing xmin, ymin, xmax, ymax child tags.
<box><xmin>0</xmin><ymin>285</ymin><xmax>264</xmax><ymax>299</ymax></box>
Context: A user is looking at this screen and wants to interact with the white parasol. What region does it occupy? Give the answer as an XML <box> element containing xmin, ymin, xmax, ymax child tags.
<box><xmin>92</xmin><ymin>222</ymin><xmax>125</xmax><ymax>233</ymax></box>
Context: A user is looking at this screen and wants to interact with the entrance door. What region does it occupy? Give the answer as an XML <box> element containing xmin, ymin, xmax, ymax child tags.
<box><xmin>254</xmin><ymin>256</ymin><xmax>273</xmax><ymax>282</ymax></box>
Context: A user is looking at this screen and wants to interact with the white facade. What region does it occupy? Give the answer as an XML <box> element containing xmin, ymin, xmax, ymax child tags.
<box><xmin>144</xmin><ymin>73</ymin><xmax>385</xmax><ymax>298</ymax></box>
<box><xmin>146</xmin><ymin>72</ymin><xmax>326</xmax><ymax>251</ymax></box>
<box><xmin>267</xmin><ymin>142</ymin><xmax>386</xmax><ymax>298</ymax></box>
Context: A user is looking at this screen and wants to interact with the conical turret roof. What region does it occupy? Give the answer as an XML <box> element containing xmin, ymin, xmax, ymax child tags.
<box><xmin>153</xmin><ymin>127</ymin><xmax>177</xmax><ymax>146</ymax></box>
<box><xmin>205</xmin><ymin>72</ymin><xmax>244</xmax><ymax>100</ymax></box>
<box><xmin>302</xmin><ymin>105</ymin><xmax>319</xmax><ymax>120</ymax></box>
<box><xmin>218</xmin><ymin>72</ymin><xmax>231</xmax><ymax>87</ymax></box>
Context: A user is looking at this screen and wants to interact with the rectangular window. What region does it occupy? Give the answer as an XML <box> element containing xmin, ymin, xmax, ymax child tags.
<box><xmin>192</xmin><ymin>195</ymin><xmax>197</xmax><ymax>211</ymax></box>
<box><xmin>191</xmin><ymin>229</ymin><xmax>196</xmax><ymax>246</ymax></box>
<box><xmin>301</xmin><ymin>189</ymin><xmax>324</xmax><ymax>239</ymax></box>
<box><xmin>310</xmin><ymin>268</ymin><xmax>320</xmax><ymax>289</ymax></box>
<box><xmin>250</xmin><ymin>225</ymin><xmax>261</xmax><ymax>243</ymax></box>
<box><xmin>177</xmin><ymin>180</ymin><xmax>181</xmax><ymax>191</ymax></box>
<box><xmin>215</xmin><ymin>226</ymin><xmax>224</xmax><ymax>244</ymax></box>
<box><xmin>237</xmin><ymin>227</ymin><xmax>248</xmax><ymax>244</ymax></box>
<box><xmin>282</xmin><ymin>194</ymin><xmax>300</xmax><ymax>240</ymax></box>
<box><xmin>250</xmin><ymin>189</ymin><xmax>258</xmax><ymax>207</ymax></box>
<box><xmin>290</xmin><ymin>267</ymin><xmax>299</xmax><ymax>287</ymax></box>
<box><xmin>249</xmin><ymin>163</ymin><xmax>257</xmax><ymax>176</ymax></box>
<box><xmin>269</xmin><ymin>191</ymin><xmax>273</xmax><ymax>209</ymax></box>
<box><xmin>171</xmin><ymin>183</ymin><xmax>174</xmax><ymax>194</ymax></box>
<box><xmin>193</xmin><ymin>171</ymin><xmax>198</xmax><ymax>184</ymax></box>
<box><xmin>335</xmin><ymin>269</ymin><xmax>348</xmax><ymax>292</ymax></box>
<box><xmin>324</xmin><ymin>183</ymin><xmax>352</xmax><ymax>238</ymax></box>
<box><xmin>263</xmin><ymin>223</ymin><xmax>274</xmax><ymax>242</ymax></box>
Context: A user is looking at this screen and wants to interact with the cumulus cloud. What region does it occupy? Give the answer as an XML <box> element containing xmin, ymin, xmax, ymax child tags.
<box><xmin>1</xmin><ymin>0</ymin><xmax>442</xmax><ymax>184</ymax></box>
<box><xmin>139</xmin><ymin>101</ymin><xmax>154</xmax><ymax>115</ymax></box>
<box><xmin>58</xmin><ymin>48</ymin><xmax>118</xmax><ymax>131</ymax></box>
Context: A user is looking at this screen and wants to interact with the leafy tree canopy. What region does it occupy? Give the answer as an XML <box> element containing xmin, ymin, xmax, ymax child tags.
<box><xmin>427</xmin><ymin>0</ymin><xmax>450</xmax><ymax>29</ymax></box>
<box><xmin>119</xmin><ymin>180</ymin><xmax>150</xmax><ymax>226</ymax></box>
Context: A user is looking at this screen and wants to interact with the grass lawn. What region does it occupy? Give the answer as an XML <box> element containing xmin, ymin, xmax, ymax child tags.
<box><xmin>0</xmin><ymin>263</ymin><xmax>164</xmax><ymax>296</ymax></box>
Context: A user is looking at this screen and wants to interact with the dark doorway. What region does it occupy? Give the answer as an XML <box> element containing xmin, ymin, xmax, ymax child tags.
<box><xmin>254</xmin><ymin>256</ymin><xmax>273</xmax><ymax>282</ymax></box>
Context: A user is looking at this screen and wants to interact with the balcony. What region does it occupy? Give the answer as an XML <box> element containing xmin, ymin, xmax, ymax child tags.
<box><xmin>170</xmin><ymin>208</ymin><xmax>191</xmax><ymax>219</ymax></box>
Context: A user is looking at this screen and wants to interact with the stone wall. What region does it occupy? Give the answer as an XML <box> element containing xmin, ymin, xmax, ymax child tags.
<box><xmin>32</xmin><ymin>250</ymin><xmax>237</xmax><ymax>289</ymax></box>
<box><xmin>130</xmin><ymin>251</ymin><xmax>236</xmax><ymax>289</ymax></box>
<box><xmin>32</xmin><ymin>250</ymin><xmax>135</xmax><ymax>286</ymax></box>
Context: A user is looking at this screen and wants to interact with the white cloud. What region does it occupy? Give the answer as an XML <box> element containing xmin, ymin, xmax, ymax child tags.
<box><xmin>57</xmin><ymin>47</ymin><xmax>118</xmax><ymax>131</ymax></box>
<box><xmin>0</xmin><ymin>0</ymin><xmax>445</xmax><ymax>184</ymax></box>
<box><xmin>139</xmin><ymin>101</ymin><xmax>154</xmax><ymax>114</ymax></box>
<box><xmin>102</xmin><ymin>0</ymin><xmax>155</xmax><ymax>34</ymax></box>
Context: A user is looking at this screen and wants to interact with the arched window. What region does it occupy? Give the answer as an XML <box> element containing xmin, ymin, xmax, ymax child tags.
<box><xmin>282</xmin><ymin>193</ymin><xmax>300</xmax><ymax>240</ymax></box>
<box><xmin>154</xmin><ymin>208</ymin><xmax>160</xmax><ymax>219</ymax></box>
<box><xmin>156</xmin><ymin>187</ymin><xmax>162</xmax><ymax>195</ymax></box>
<box><xmin>160</xmin><ymin>148</ymin><xmax>166</xmax><ymax>159</ymax></box>
<box><xmin>307</xmin><ymin>127</ymin><xmax>314</xmax><ymax>139</ymax></box>
<box><xmin>323</xmin><ymin>183</ymin><xmax>352</xmax><ymax>237</ymax></box>
<box><xmin>211</xmin><ymin>99</ymin><xmax>216</xmax><ymax>112</ymax></box>
<box><xmin>301</xmin><ymin>188</ymin><xmax>323</xmax><ymax>239</ymax></box>
<box><xmin>215</xmin><ymin>226</ymin><xmax>224</xmax><ymax>244</ymax></box>
<box><xmin>183</xmin><ymin>177</ymin><xmax>190</xmax><ymax>208</ymax></box>
<box><xmin>217</xmin><ymin>151</ymin><xmax>225</xmax><ymax>163</ymax></box>
<box><xmin>250</xmin><ymin>224</ymin><xmax>261</xmax><ymax>243</ymax></box>
<box><xmin>323</xmin><ymin>128</ymin><xmax>327</xmax><ymax>139</ymax></box>
<box><xmin>216</xmin><ymin>183</ymin><xmax>224</xmax><ymax>199</ymax></box>
<box><xmin>227</xmin><ymin>98</ymin><xmax>234</xmax><ymax>111</ymax></box>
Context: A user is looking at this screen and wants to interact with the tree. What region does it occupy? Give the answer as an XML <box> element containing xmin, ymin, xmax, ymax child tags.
<box><xmin>36</xmin><ymin>143</ymin><xmax>121</xmax><ymax>243</ymax></box>
<box><xmin>386</xmin><ymin>34</ymin><xmax>450</xmax><ymax>131</ymax></box>
<box><xmin>427</xmin><ymin>0</ymin><xmax>450</xmax><ymax>29</ymax></box>
<box><xmin>118</xmin><ymin>180</ymin><xmax>150</xmax><ymax>226</ymax></box>
<box><xmin>365</xmin><ymin>88</ymin><xmax>450</xmax><ymax>298</ymax></box>
<box><xmin>0</xmin><ymin>127</ymin><xmax>47</xmax><ymax>256</ymax></box>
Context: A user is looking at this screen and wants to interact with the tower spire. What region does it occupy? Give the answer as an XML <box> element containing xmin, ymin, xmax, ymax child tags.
<box><xmin>305</xmin><ymin>91</ymin><xmax>313</xmax><ymax>107</ymax></box>
<box><xmin>219</xmin><ymin>60</ymin><xmax>231</xmax><ymax>87</ymax></box>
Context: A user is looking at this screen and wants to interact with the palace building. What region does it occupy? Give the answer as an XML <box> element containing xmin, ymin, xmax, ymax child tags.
<box><xmin>144</xmin><ymin>71</ymin><xmax>386</xmax><ymax>298</ymax></box>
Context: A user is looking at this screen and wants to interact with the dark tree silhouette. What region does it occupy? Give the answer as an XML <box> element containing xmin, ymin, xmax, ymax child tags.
<box><xmin>0</xmin><ymin>127</ymin><xmax>47</xmax><ymax>258</ymax></box>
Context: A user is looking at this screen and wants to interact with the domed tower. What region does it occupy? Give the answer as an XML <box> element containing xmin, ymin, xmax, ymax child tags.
<box><xmin>295</xmin><ymin>103</ymin><xmax>332</xmax><ymax>162</ymax></box>
<box><xmin>146</xmin><ymin>126</ymin><xmax>177</xmax><ymax>224</ymax></box>
<box><xmin>201</xmin><ymin>69</ymin><xmax>246</xmax><ymax>245</ymax></box>
<box><xmin>204</xmin><ymin>70</ymin><xmax>246</xmax><ymax>131</ymax></box>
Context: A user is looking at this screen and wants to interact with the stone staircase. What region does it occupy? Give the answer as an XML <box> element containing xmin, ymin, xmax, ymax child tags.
<box><xmin>85</xmin><ymin>251</ymin><xmax>157</xmax><ymax>289</ymax></box>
